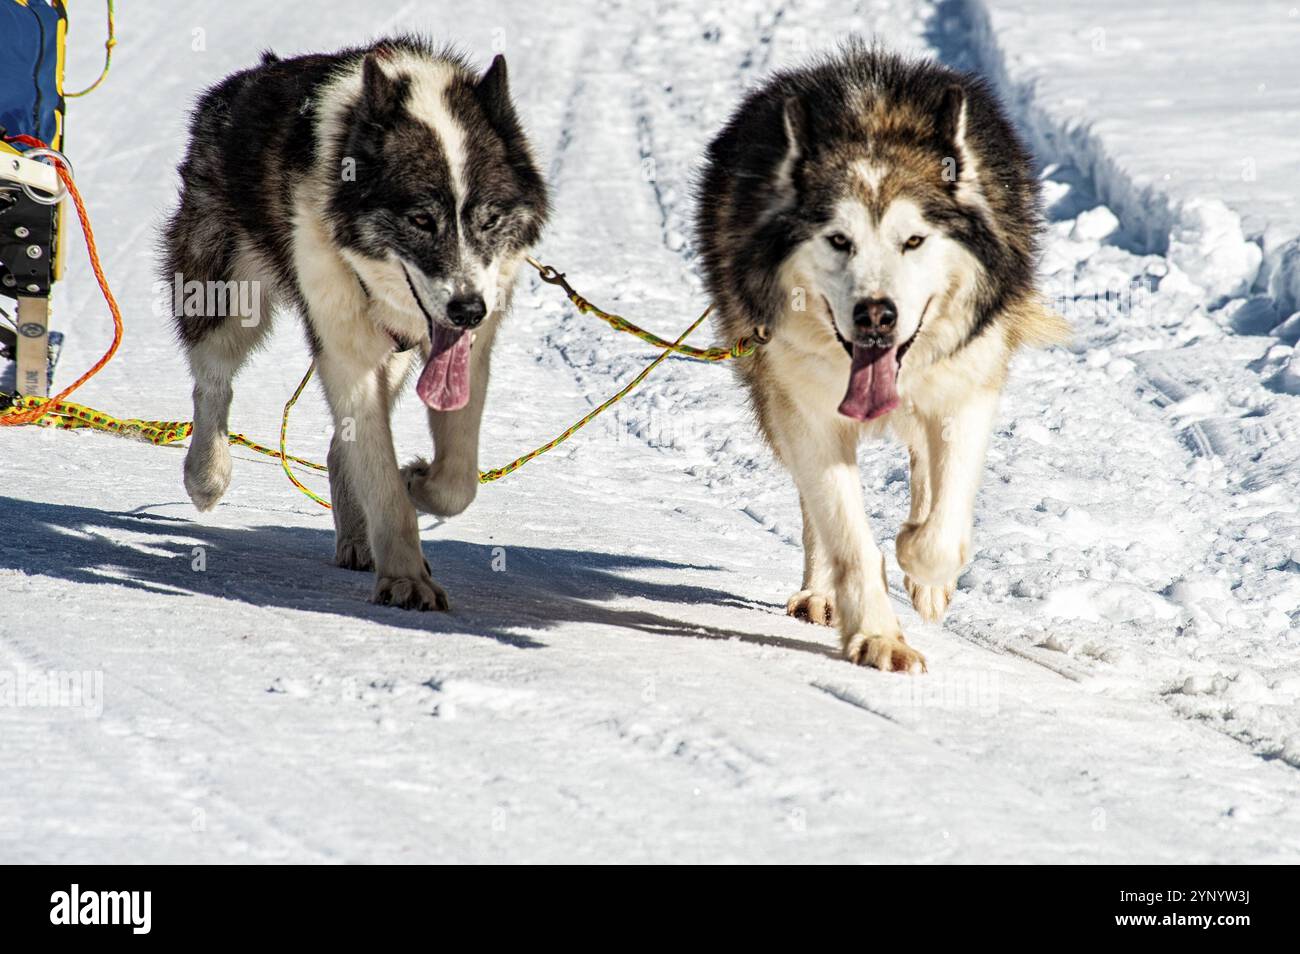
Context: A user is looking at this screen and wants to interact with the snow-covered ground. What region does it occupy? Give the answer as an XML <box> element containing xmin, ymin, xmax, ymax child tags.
<box><xmin>2</xmin><ymin>0</ymin><xmax>1298</xmax><ymax>863</ymax></box>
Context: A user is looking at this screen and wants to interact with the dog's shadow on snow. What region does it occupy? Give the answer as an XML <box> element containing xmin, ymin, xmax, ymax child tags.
<box><xmin>0</xmin><ymin>496</ymin><xmax>835</xmax><ymax>658</ymax></box>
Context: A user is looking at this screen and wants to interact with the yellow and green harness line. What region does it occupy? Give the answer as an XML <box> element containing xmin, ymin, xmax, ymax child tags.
<box><xmin>477</xmin><ymin>301</ymin><xmax>714</xmax><ymax>483</ymax></box>
<box><xmin>278</xmin><ymin>360</ymin><xmax>332</xmax><ymax>508</ymax></box>
<box><xmin>523</xmin><ymin>256</ymin><xmax>763</xmax><ymax>361</ymax></box>
<box><xmin>3</xmin><ymin>392</ymin><xmax>326</xmax><ymax>472</ymax></box>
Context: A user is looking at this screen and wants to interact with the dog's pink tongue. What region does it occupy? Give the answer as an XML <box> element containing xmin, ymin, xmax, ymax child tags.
<box><xmin>838</xmin><ymin>344</ymin><xmax>900</xmax><ymax>420</ymax></box>
<box><xmin>416</xmin><ymin>325</ymin><xmax>471</xmax><ymax>411</ymax></box>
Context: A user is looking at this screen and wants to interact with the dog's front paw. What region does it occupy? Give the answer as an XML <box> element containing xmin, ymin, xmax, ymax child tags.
<box><xmin>786</xmin><ymin>589</ymin><xmax>835</xmax><ymax>626</ymax></box>
<box><xmin>335</xmin><ymin>537</ymin><xmax>373</xmax><ymax>572</ymax></box>
<box><xmin>906</xmin><ymin>575</ymin><xmax>954</xmax><ymax>623</ymax></box>
<box><xmin>373</xmin><ymin>570</ymin><xmax>449</xmax><ymax>611</ymax></box>
<box><xmin>844</xmin><ymin>632</ymin><xmax>927</xmax><ymax>673</ymax></box>
<box><xmin>896</xmin><ymin>521</ymin><xmax>967</xmax><ymax>587</ymax></box>
<box><xmin>183</xmin><ymin>441</ymin><xmax>232</xmax><ymax>512</ymax></box>
<box><xmin>402</xmin><ymin>457</ymin><xmax>478</xmax><ymax>517</ymax></box>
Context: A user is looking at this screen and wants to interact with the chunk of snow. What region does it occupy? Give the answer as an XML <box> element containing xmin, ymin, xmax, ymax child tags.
<box><xmin>1040</xmin><ymin>581</ymin><xmax>1180</xmax><ymax>624</ymax></box>
<box><xmin>1163</xmin><ymin>390</ymin><xmax>1216</xmax><ymax>422</ymax></box>
<box><xmin>1070</xmin><ymin>205</ymin><xmax>1120</xmax><ymax>242</ymax></box>
<box><xmin>1166</xmin><ymin>198</ymin><xmax>1262</xmax><ymax>304</ymax></box>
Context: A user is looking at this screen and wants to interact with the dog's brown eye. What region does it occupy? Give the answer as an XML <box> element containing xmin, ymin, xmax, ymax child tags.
<box><xmin>903</xmin><ymin>234</ymin><xmax>926</xmax><ymax>251</ymax></box>
<box><xmin>827</xmin><ymin>232</ymin><xmax>853</xmax><ymax>253</ymax></box>
<box><xmin>408</xmin><ymin>213</ymin><xmax>436</xmax><ymax>232</ymax></box>
<box><xmin>481</xmin><ymin>212</ymin><xmax>501</xmax><ymax>231</ymax></box>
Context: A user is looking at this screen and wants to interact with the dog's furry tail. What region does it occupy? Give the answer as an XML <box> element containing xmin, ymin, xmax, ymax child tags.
<box><xmin>1005</xmin><ymin>295</ymin><xmax>1072</xmax><ymax>350</ymax></box>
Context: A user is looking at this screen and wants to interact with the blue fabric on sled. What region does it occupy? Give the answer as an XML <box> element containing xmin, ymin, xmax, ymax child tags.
<box><xmin>0</xmin><ymin>0</ymin><xmax>64</xmax><ymax>146</ymax></box>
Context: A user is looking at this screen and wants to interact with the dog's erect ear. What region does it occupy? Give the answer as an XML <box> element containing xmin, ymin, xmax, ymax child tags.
<box><xmin>472</xmin><ymin>53</ymin><xmax>547</xmax><ymax>226</ymax></box>
<box><xmin>937</xmin><ymin>84</ymin><xmax>980</xmax><ymax>193</ymax></box>
<box><xmin>771</xmin><ymin>95</ymin><xmax>810</xmax><ymax>205</ymax></box>
<box><xmin>937</xmin><ymin>84</ymin><xmax>966</xmax><ymax>147</ymax></box>
<box><xmin>360</xmin><ymin>52</ymin><xmax>405</xmax><ymax>120</ymax></box>
<box><xmin>783</xmin><ymin>96</ymin><xmax>809</xmax><ymax>149</ymax></box>
<box><xmin>475</xmin><ymin>55</ymin><xmax>519</xmax><ymax>131</ymax></box>
<box><xmin>781</xmin><ymin>95</ymin><xmax>809</xmax><ymax>165</ymax></box>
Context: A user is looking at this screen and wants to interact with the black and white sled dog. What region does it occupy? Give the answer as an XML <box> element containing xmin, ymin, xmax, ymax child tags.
<box><xmin>696</xmin><ymin>45</ymin><xmax>1067</xmax><ymax>672</ymax></box>
<box><xmin>163</xmin><ymin>37</ymin><xmax>547</xmax><ymax>610</ymax></box>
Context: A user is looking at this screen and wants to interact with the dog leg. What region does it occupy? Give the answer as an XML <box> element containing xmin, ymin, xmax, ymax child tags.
<box><xmin>329</xmin><ymin>350</ymin><xmax>418</xmax><ymax>571</ymax></box>
<box><xmin>904</xmin><ymin>440</ymin><xmax>934</xmax><ymax>526</ymax></box>
<box><xmin>328</xmin><ymin>433</ymin><xmax>372</xmax><ymax>571</ymax></box>
<box><xmin>896</xmin><ymin>390</ymin><xmax>999</xmax><ymax>610</ymax></box>
<box><xmin>183</xmin><ymin>355</ymin><xmax>237</xmax><ymax>512</ymax></box>
<box><xmin>786</xmin><ymin>496</ymin><xmax>836</xmax><ymax>625</ymax></box>
<box><xmin>403</xmin><ymin>318</ymin><xmax>498</xmax><ymax>517</ymax></box>
<box><xmin>179</xmin><ymin>273</ymin><xmax>272</xmax><ymax>512</ymax></box>
<box><xmin>316</xmin><ymin>349</ymin><xmax>447</xmax><ymax>611</ymax></box>
<box><xmin>897</xmin><ymin>427</ymin><xmax>950</xmax><ymax>621</ymax></box>
<box><xmin>769</xmin><ymin>405</ymin><xmax>924</xmax><ymax>672</ymax></box>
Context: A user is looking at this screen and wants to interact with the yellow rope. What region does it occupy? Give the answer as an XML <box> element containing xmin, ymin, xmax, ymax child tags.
<box><xmin>278</xmin><ymin>360</ymin><xmax>332</xmax><ymax>508</ymax></box>
<box><xmin>61</xmin><ymin>0</ymin><xmax>116</xmax><ymax>99</ymax></box>
<box><xmin>478</xmin><ymin>304</ymin><xmax>711</xmax><ymax>482</ymax></box>
<box><xmin>2</xmin><ymin>392</ymin><xmax>326</xmax><ymax>472</ymax></box>
<box><xmin>524</xmin><ymin>256</ymin><xmax>764</xmax><ymax>360</ymax></box>
<box><xmin>1</xmin><ymin>258</ymin><xmax>762</xmax><ymax>509</ymax></box>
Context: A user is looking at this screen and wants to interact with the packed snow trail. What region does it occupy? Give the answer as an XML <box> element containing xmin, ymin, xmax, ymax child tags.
<box><xmin>1</xmin><ymin>0</ymin><xmax>1297</xmax><ymax>862</ymax></box>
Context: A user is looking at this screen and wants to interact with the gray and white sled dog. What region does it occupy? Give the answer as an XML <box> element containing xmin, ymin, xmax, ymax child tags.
<box><xmin>163</xmin><ymin>37</ymin><xmax>548</xmax><ymax>610</ymax></box>
<box><xmin>695</xmin><ymin>45</ymin><xmax>1068</xmax><ymax>672</ymax></box>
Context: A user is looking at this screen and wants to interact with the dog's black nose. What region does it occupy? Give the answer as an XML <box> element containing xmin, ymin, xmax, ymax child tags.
<box><xmin>853</xmin><ymin>297</ymin><xmax>897</xmax><ymax>333</ymax></box>
<box><xmin>447</xmin><ymin>295</ymin><xmax>487</xmax><ymax>328</ymax></box>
